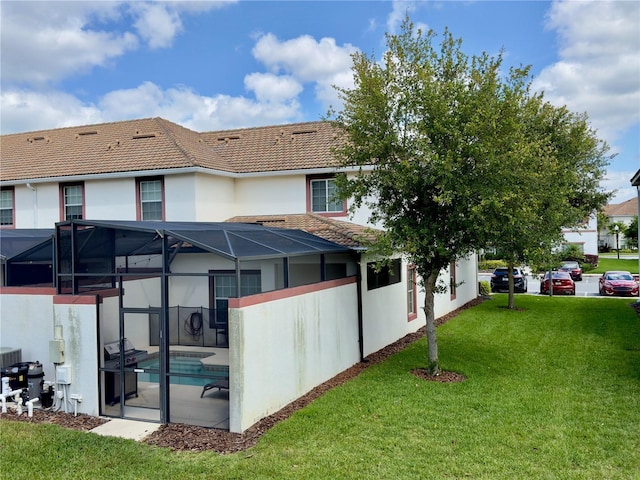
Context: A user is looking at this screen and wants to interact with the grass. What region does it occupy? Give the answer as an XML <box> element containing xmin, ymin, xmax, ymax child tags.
<box><xmin>590</xmin><ymin>257</ymin><xmax>639</xmax><ymax>274</ymax></box>
<box><xmin>2</xmin><ymin>295</ymin><xmax>640</xmax><ymax>479</ymax></box>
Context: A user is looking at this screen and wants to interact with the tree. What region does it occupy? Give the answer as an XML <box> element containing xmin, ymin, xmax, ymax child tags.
<box><xmin>624</xmin><ymin>217</ymin><xmax>638</xmax><ymax>250</ymax></box>
<box><xmin>329</xmin><ymin>18</ymin><xmax>610</xmax><ymax>374</ymax></box>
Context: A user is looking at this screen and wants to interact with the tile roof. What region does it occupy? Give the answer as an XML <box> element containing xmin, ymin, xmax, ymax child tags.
<box><xmin>603</xmin><ymin>198</ymin><xmax>637</xmax><ymax>216</ymax></box>
<box><xmin>1</xmin><ymin>117</ymin><xmax>343</xmax><ymax>182</ymax></box>
<box><xmin>199</xmin><ymin>121</ymin><xmax>342</xmax><ymax>173</ymax></box>
<box><xmin>225</xmin><ymin>213</ymin><xmax>379</xmax><ymax>248</ymax></box>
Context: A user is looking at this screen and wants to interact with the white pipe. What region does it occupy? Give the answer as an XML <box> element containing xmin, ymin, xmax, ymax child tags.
<box><xmin>27</xmin><ymin>397</ymin><xmax>40</xmax><ymax>417</ymax></box>
<box><xmin>0</xmin><ymin>389</ymin><xmax>25</xmax><ymax>413</ymax></box>
<box><xmin>71</xmin><ymin>397</ymin><xmax>78</xmax><ymax>416</ymax></box>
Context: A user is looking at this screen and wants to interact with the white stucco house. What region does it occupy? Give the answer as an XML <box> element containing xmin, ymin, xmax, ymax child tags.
<box><xmin>561</xmin><ymin>213</ymin><xmax>599</xmax><ymax>261</ymax></box>
<box><xmin>0</xmin><ymin>118</ymin><xmax>478</xmax><ymax>433</ymax></box>
<box><xmin>600</xmin><ymin>198</ymin><xmax>638</xmax><ymax>251</ymax></box>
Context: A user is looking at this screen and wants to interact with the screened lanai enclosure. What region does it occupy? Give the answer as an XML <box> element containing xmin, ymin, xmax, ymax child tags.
<box><xmin>55</xmin><ymin>220</ymin><xmax>357</xmax><ymax>428</ymax></box>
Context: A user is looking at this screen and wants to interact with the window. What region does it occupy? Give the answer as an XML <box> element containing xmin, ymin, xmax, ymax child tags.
<box><xmin>407</xmin><ymin>265</ymin><xmax>417</xmax><ymax>320</ymax></box>
<box><xmin>0</xmin><ymin>188</ymin><xmax>14</xmax><ymax>226</ymax></box>
<box><xmin>307</xmin><ymin>176</ymin><xmax>346</xmax><ymax>215</ymax></box>
<box><xmin>137</xmin><ymin>177</ymin><xmax>164</xmax><ymax>220</ymax></box>
<box><xmin>367</xmin><ymin>258</ymin><xmax>401</xmax><ymax>290</ymax></box>
<box><xmin>450</xmin><ymin>261</ymin><xmax>457</xmax><ymax>300</ymax></box>
<box><xmin>209</xmin><ymin>270</ymin><xmax>262</xmax><ymax>325</ymax></box>
<box><xmin>61</xmin><ymin>184</ymin><xmax>84</xmax><ymax>220</ymax></box>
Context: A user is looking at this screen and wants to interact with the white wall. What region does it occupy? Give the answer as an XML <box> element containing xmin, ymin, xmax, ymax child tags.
<box><xmin>563</xmin><ymin>214</ymin><xmax>598</xmax><ymax>256</ymax></box>
<box><xmin>228</xmin><ymin>282</ymin><xmax>360</xmax><ymax>432</ymax></box>
<box><xmin>193</xmin><ymin>173</ymin><xmax>236</xmax><ymax>221</ymax></box>
<box><xmin>235</xmin><ymin>175</ymin><xmax>305</xmax><ymax>216</ymax></box>
<box><xmin>86</xmin><ymin>178</ymin><xmax>136</xmax><ymax>220</ymax></box>
<box><xmin>0</xmin><ymin>291</ymin><xmax>99</xmax><ymax>416</ymax></box>
<box><xmin>15</xmin><ymin>183</ymin><xmax>59</xmax><ymax>228</ymax></box>
<box><xmin>361</xmin><ymin>254</ymin><xmax>478</xmax><ymax>357</ymax></box>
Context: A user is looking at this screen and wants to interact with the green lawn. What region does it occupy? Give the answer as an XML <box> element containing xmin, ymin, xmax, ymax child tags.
<box><xmin>2</xmin><ymin>295</ymin><xmax>639</xmax><ymax>479</ymax></box>
<box><xmin>591</xmin><ymin>257</ymin><xmax>639</xmax><ymax>274</ymax></box>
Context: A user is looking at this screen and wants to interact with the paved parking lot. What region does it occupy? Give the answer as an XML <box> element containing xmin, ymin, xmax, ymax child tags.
<box><xmin>479</xmin><ymin>273</ymin><xmax>634</xmax><ymax>297</ymax></box>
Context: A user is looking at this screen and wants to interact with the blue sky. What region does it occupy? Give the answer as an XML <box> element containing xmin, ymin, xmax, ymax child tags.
<box><xmin>1</xmin><ymin>1</ymin><xmax>638</xmax><ymax>202</ymax></box>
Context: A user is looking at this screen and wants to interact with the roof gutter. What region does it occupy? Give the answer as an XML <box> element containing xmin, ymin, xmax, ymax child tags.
<box><xmin>0</xmin><ymin>165</ymin><xmax>373</xmax><ymax>186</ymax></box>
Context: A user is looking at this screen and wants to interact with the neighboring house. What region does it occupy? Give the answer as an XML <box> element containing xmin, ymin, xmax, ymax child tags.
<box><xmin>560</xmin><ymin>213</ymin><xmax>599</xmax><ymax>259</ymax></box>
<box><xmin>0</xmin><ymin>118</ymin><xmax>478</xmax><ymax>433</ymax></box>
<box><xmin>600</xmin><ymin>198</ymin><xmax>638</xmax><ymax>250</ymax></box>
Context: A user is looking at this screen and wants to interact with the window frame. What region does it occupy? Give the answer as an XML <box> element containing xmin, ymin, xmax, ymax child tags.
<box><xmin>59</xmin><ymin>182</ymin><xmax>85</xmax><ymax>221</ymax></box>
<box><xmin>407</xmin><ymin>265</ymin><xmax>417</xmax><ymax>321</ymax></box>
<box><xmin>306</xmin><ymin>175</ymin><xmax>347</xmax><ymax>217</ymax></box>
<box><xmin>449</xmin><ymin>261</ymin><xmax>457</xmax><ymax>300</ymax></box>
<box><xmin>367</xmin><ymin>258</ymin><xmax>402</xmax><ymax>290</ymax></box>
<box><xmin>0</xmin><ymin>187</ymin><xmax>15</xmax><ymax>228</ymax></box>
<box><xmin>136</xmin><ymin>176</ymin><xmax>165</xmax><ymax>221</ymax></box>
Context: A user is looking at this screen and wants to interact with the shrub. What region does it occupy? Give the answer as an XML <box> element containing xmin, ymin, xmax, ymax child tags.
<box><xmin>478</xmin><ymin>260</ymin><xmax>506</xmax><ymax>271</ymax></box>
<box><xmin>479</xmin><ymin>280</ymin><xmax>491</xmax><ymax>297</ymax></box>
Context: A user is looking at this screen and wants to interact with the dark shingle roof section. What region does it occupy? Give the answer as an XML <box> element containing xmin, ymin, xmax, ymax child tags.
<box><xmin>1</xmin><ymin>118</ymin><xmax>343</xmax><ymax>181</ymax></box>
<box><xmin>226</xmin><ymin>213</ymin><xmax>379</xmax><ymax>248</ymax></box>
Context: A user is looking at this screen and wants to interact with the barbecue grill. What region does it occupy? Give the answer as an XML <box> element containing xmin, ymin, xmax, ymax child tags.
<box><xmin>103</xmin><ymin>339</ymin><xmax>148</xmax><ymax>405</ymax></box>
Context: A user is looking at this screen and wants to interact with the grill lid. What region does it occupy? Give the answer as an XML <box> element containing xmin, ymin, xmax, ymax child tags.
<box><xmin>104</xmin><ymin>339</ymin><xmax>136</xmax><ymax>359</ymax></box>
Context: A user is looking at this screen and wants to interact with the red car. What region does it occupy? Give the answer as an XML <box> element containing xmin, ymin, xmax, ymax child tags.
<box><xmin>540</xmin><ymin>271</ymin><xmax>575</xmax><ymax>295</ymax></box>
<box><xmin>598</xmin><ymin>271</ymin><xmax>639</xmax><ymax>297</ymax></box>
<box><xmin>558</xmin><ymin>261</ymin><xmax>582</xmax><ymax>281</ymax></box>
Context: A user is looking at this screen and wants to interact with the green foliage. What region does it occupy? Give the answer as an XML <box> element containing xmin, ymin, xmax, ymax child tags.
<box><xmin>478</xmin><ymin>280</ymin><xmax>491</xmax><ymax>296</ymax></box>
<box><xmin>559</xmin><ymin>244</ymin><xmax>585</xmax><ymax>262</ymax></box>
<box><xmin>624</xmin><ymin>216</ymin><xmax>638</xmax><ymax>249</ymax></box>
<box><xmin>478</xmin><ymin>259</ymin><xmax>507</xmax><ymax>270</ymax></box>
<box><xmin>3</xmin><ymin>297</ymin><xmax>639</xmax><ymax>479</ymax></box>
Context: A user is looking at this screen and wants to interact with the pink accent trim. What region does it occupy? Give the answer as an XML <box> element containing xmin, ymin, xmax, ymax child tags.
<box><xmin>408</xmin><ymin>312</ymin><xmax>418</xmax><ymax>321</ymax></box>
<box><xmin>0</xmin><ymin>287</ymin><xmax>57</xmax><ymax>295</ymax></box>
<box><xmin>54</xmin><ymin>295</ymin><xmax>98</xmax><ymax>305</ymax></box>
<box><xmin>229</xmin><ymin>277</ymin><xmax>356</xmax><ymax>308</ymax></box>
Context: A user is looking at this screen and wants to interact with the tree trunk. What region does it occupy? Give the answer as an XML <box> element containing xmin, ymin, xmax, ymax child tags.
<box><xmin>423</xmin><ymin>271</ymin><xmax>440</xmax><ymax>375</ymax></box>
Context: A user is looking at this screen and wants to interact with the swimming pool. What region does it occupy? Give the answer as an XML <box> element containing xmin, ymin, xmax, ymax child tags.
<box><xmin>137</xmin><ymin>354</ymin><xmax>228</xmax><ymax>387</ymax></box>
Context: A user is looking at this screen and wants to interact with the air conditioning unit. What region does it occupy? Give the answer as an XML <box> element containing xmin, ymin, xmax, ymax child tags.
<box><xmin>0</xmin><ymin>347</ymin><xmax>22</xmax><ymax>370</ymax></box>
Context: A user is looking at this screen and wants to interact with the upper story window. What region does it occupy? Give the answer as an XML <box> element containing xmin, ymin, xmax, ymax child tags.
<box><xmin>137</xmin><ymin>177</ymin><xmax>164</xmax><ymax>221</ymax></box>
<box><xmin>61</xmin><ymin>183</ymin><xmax>84</xmax><ymax>220</ymax></box>
<box><xmin>307</xmin><ymin>175</ymin><xmax>346</xmax><ymax>215</ymax></box>
<box><xmin>0</xmin><ymin>188</ymin><xmax>14</xmax><ymax>226</ymax></box>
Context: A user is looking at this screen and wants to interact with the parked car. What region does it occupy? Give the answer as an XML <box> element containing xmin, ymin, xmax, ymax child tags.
<box><xmin>490</xmin><ymin>267</ymin><xmax>528</xmax><ymax>293</ymax></box>
<box><xmin>540</xmin><ymin>271</ymin><xmax>576</xmax><ymax>295</ymax></box>
<box><xmin>598</xmin><ymin>271</ymin><xmax>639</xmax><ymax>297</ymax></box>
<box><xmin>558</xmin><ymin>261</ymin><xmax>582</xmax><ymax>281</ymax></box>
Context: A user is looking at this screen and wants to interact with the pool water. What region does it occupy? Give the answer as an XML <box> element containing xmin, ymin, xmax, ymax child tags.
<box><xmin>137</xmin><ymin>355</ymin><xmax>227</xmax><ymax>387</ymax></box>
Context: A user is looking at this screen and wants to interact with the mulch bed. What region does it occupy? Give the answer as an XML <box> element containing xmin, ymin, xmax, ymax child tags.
<box><xmin>2</xmin><ymin>297</ymin><xmax>483</xmax><ymax>453</ymax></box>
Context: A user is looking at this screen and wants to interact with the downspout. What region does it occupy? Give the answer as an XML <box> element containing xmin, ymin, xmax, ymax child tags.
<box><xmin>26</xmin><ymin>183</ymin><xmax>37</xmax><ymax>227</ymax></box>
<box><xmin>356</xmin><ymin>254</ymin><xmax>365</xmax><ymax>362</ymax></box>
<box><xmin>637</xmin><ymin>185</ymin><xmax>640</xmax><ymax>278</ymax></box>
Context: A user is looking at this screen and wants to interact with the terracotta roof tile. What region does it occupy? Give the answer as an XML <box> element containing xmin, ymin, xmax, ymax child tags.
<box><xmin>198</xmin><ymin>121</ymin><xmax>342</xmax><ymax>173</ymax></box>
<box><xmin>226</xmin><ymin>213</ymin><xmax>379</xmax><ymax>248</ymax></box>
<box><xmin>603</xmin><ymin>198</ymin><xmax>637</xmax><ymax>216</ymax></box>
<box><xmin>1</xmin><ymin>118</ymin><xmax>344</xmax><ymax>181</ymax></box>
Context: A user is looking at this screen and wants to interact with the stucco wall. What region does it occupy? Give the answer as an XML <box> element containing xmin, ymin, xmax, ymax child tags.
<box><xmin>228</xmin><ymin>279</ymin><xmax>360</xmax><ymax>432</ymax></box>
<box><xmin>0</xmin><ymin>290</ymin><xmax>99</xmax><ymax>416</ymax></box>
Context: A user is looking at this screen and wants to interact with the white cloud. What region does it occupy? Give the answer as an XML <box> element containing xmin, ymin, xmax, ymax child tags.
<box><xmin>130</xmin><ymin>2</ymin><xmax>183</xmax><ymax>49</ymax></box>
<box><xmin>0</xmin><ymin>1</ymin><xmax>231</xmax><ymax>86</ymax></box>
<box><xmin>0</xmin><ymin>89</ymin><xmax>104</xmax><ymax>133</ymax></box>
<box><xmin>0</xmin><ymin>81</ymin><xmax>301</xmax><ymax>135</ymax></box>
<box><xmin>387</xmin><ymin>0</ymin><xmax>417</xmax><ymax>35</ymax></box>
<box><xmin>0</xmin><ymin>2</ymin><xmax>138</xmax><ymax>85</ymax></box>
<box><xmin>601</xmin><ymin>169</ymin><xmax>638</xmax><ymax>204</ymax></box>
<box><xmin>251</xmin><ymin>33</ymin><xmax>358</xmax><ymax>110</ymax></box>
<box><xmin>244</xmin><ymin>73</ymin><xmax>302</xmax><ymax>103</ymax></box>
<box><xmin>532</xmin><ymin>0</ymin><xmax>640</xmax><ymax>143</ymax></box>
